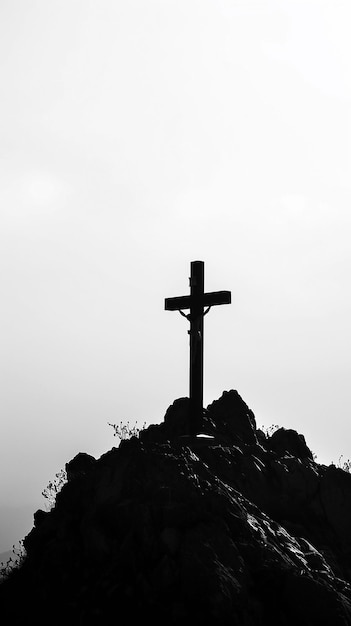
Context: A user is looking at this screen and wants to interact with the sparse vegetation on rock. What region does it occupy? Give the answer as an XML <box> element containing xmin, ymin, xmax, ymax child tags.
<box><xmin>2</xmin><ymin>390</ymin><xmax>351</xmax><ymax>625</ymax></box>
<box><xmin>42</xmin><ymin>468</ymin><xmax>67</xmax><ymax>508</ymax></box>
<box><xmin>0</xmin><ymin>540</ymin><xmax>26</xmax><ymax>582</ymax></box>
<box><xmin>108</xmin><ymin>419</ymin><xmax>147</xmax><ymax>442</ymax></box>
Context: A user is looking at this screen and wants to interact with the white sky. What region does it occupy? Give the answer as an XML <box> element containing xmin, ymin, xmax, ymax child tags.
<box><xmin>1</xmin><ymin>0</ymin><xmax>351</xmax><ymax>551</ymax></box>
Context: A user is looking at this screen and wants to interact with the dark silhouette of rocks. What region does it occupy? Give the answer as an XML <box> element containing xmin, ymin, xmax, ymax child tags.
<box><xmin>267</xmin><ymin>427</ymin><xmax>314</xmax><ymax>461</ymax></box>
<box><xmin>2</xmin><ymin>390</ymin><xmax>351</xmax><ymax>624</ymax></box>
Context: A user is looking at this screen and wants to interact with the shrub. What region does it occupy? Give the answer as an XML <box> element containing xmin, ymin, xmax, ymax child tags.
<box><xmin>0</xmin><ymin>540</ymin><xmax>26</xmax><ymax>582</ymax></box>
<box><xmin>260</xmin><ymin>424</ymin><xmax>280</xmax><ymax>437</ymax></box>
<box><xmin>42</xmin><ymin>469</ymin><xmax>67</xmax><ymax>508</ymax></box>
<box><xmin>334</xmin><ymin>455</ymin><xmax>351</xmax><ymax>473</ymax></box>
<box><xmin>108</xmin><ymin>419</ymin><xmax>147</xmax><ymax>442</ymax></box>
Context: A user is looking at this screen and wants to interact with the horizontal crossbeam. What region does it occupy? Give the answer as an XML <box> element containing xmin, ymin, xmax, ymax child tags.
<box><xmin>165</xmin><ymin>290</ymin><xmax>231</xmax><ymax>311</ymax></box>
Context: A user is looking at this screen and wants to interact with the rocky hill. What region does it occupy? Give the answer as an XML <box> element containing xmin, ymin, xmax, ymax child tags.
<box><xmin>2</xmin><ymin>390</ymin><xmax>351</xmax><ymax>625</ymax></box>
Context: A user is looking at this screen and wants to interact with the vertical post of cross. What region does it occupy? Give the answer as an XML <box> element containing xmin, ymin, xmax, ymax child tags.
<box><xmin>189</xmin><ymin>260</ymin><xmax>204</xmax><ymax>434</ymax></box>
<box><xmin>165</xmin><ymin>260</ymin><xmax>231</xmax><ymax>437</ymax></box>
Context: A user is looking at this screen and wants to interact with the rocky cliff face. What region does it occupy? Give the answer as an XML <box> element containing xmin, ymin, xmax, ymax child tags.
<box><xmin>2</xmin><ymin>390</ymin><xmax>351</xmax><ymax>625</ymax></box>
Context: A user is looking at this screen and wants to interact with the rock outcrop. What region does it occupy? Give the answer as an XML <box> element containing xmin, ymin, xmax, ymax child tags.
<box><xmin>2</xmin><ymin>390</ymin><xmax>351</xmax><ymax>625</ymax></box>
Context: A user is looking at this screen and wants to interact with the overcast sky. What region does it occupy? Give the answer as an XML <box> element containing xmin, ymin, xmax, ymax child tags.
<box><xmin>1</xmin><ymin>0</ymin><xmax>350</xmax><ymax>552</ymax></box>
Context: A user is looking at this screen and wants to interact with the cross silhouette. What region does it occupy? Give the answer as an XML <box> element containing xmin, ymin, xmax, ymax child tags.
<box><xmin>165</xmin><ymin>260</ymin><xmax>231</xmax><ymax>434</ymax></box>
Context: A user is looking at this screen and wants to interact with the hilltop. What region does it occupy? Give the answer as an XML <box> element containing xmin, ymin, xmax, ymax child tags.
<box><xmin>1</xmin><ymin>390</ymin><xmax>351</xmax><ymax>625</ymax></box>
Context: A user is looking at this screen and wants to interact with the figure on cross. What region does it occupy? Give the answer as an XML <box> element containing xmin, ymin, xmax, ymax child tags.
<box><xmin>165</xmin><ymin>260</ymin><xmax>231</xmax><ymax>435</ymax></box>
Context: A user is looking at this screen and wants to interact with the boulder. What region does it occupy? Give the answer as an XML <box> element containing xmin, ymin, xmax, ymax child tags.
<box><xmin>65</xmin><ymin>452</ymin><xmax>96</xmax><ymax>481</ymax></box>
<box><xmin>267</xmin><ymin>427</ymin><xmax>314</xmax><ymax>460</ymax></box>
<box><xmin>163</xmin><ymin>397</ymin><xmax>191</xmax><ymax>436</ymax></box>
<box><xmin>207</xmin><ymin>389</ymin><xmax>257</xmax><ymax>444</ymax></box>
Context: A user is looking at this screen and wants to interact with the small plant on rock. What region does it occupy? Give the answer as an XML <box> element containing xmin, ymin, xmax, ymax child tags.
<box><xmin>260</xmin><ymin>424</ymin><xmax>280</xmax><ymax>437</ymax></box>
<box><xmin>42</xmin><ymin>469</ymin><xmax>67</xmax><ymax>508</ymax></box>
<box><xmin>0</xmin><ymin>540</ymin><xmax>26</xmax><ymax>582</ymax></box>
<box><xmin>108</xmin><ymin>419</ymin><xmax>147</xmax><ymax>442</ymax></box>
<box><xmin>336</xmin><ymin>455</ymin><xmax>351</xmax><ymax>473</ymax></box>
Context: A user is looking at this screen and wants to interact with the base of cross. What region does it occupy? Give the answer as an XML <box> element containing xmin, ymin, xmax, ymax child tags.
<box><xmin>174</xmin><ymin>433</ymin><xmax>224</xmax><ymax>450</ymax></box>
<box><xmin>173</xmin><ymin>425</ymin><xmax>231</xmax><ymax>450</ymax></box>
<box><xmin>187</xmin><ymin>404</ymin><xmax>204</xmax><ymax>437</ymax></box>
<box><xmin>163</xmin><ymin>397</ymin><xmax>217</xmax><ymax>440</ymax></box>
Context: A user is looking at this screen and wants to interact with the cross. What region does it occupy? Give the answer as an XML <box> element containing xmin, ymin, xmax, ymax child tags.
<box><xmin>165</xmin><ymin>260</ymin><xmax>231</xmax><ymax>435</ymax></box>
